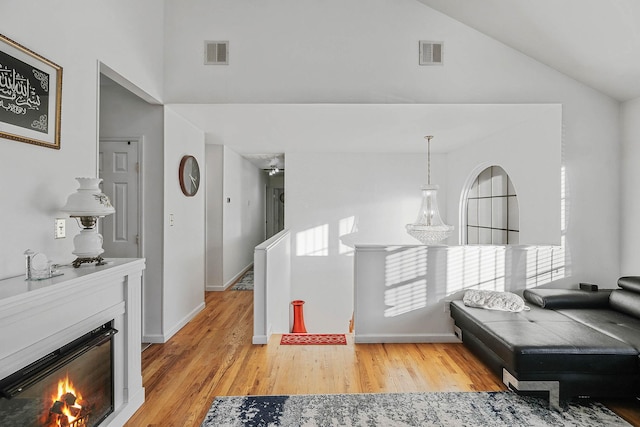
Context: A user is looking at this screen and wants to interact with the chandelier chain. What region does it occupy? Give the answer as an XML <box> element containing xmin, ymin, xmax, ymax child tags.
<box><xmin>425</xmin><ymin>135</ymin><xmax>433</xmax><ymax>185</ymax></box>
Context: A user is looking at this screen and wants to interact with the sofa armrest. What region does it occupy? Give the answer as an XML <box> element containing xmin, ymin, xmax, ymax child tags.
<box><xmin>523</xmin><ymin>288</ymin><xmax>611</xmax><ymax>309</ymax></box>
<box><xmin>618</xmin><ymin>276</ymin><xmax>640</xmax><ymax>293</ymax></box>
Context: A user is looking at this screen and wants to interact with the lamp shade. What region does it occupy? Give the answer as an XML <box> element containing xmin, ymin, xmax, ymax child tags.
<box><xmin>61</xmin><ymin>178</ymin><xmax>115</xmax><ymax>217</ymax></box>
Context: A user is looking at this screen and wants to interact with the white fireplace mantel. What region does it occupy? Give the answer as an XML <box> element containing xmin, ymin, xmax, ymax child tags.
<box><xmin>0</xmin><ymin>258</ymin><xmax>146</xmax><ymax>427</ymax></box>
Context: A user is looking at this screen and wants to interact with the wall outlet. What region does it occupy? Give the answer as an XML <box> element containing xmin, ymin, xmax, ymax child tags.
<box><xmin>54</xmin><ymin>218</ymin><xmax>66</xmax><ymax>239</ymax></box>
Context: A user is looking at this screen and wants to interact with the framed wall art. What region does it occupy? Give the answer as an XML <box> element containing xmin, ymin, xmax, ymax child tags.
<box><xmin>0</xmin><ymin>34</ymin><xmax>62</xmax><ymax>149</ymax></box>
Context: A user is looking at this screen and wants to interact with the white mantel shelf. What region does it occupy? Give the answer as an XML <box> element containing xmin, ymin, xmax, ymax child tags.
<box><xmin>0</xmin><ymin>258</ymin><xmax>146</xmax><ymax>427</ymax></box>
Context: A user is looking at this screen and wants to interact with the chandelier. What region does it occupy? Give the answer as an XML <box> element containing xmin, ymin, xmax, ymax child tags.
<box><xmin>405</xmin><ymin>135</ymin><xmax>454</xmax><ymax>245</ymax></box>
<box><xmin>268</xmin><ymin>158</ymin><xmax>280</xmax><ymax>176</ymax></box>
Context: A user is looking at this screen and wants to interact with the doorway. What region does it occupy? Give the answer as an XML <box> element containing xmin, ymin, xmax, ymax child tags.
<box><xmin>266</xmin><ymin>174</ymin><xmax>285</xmax><ymax>239</ymax></box>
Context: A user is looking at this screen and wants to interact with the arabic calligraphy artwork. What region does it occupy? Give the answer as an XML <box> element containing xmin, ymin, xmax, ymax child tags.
<box><xmin>0</xmin><ymin>34</ymin><xmax>62</xmax><ymax>149</ymax></box>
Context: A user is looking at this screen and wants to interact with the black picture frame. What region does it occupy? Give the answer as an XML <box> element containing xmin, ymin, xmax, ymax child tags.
<box><xmin>0</xmin><ymin>34</ymin><xmax>62</xmax><ymax>149</ymax></box>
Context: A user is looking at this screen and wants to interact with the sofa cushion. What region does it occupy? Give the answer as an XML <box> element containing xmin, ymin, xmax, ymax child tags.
<box><xmin>558</xmin><ymin>307</ymin><xmax>640</xmax><ymax>351</ymax></box>
<box><xmin>450</xmin><ymin>300</ymin><xmax>639</xmax><ymax>375</ymax></box>
<box><xmin>463</xmin><ymin>289</ymin><xmax>528</xmax><ymax>312</ymax></box>
<box><xmin>523</xmin><ymin>288</ymin><xmax>611</xmax><ymax>309</ymax></box>
<box><xmin>618</xmin><ymin>276</ymin><xmax>640</xmax><ymax>293</ymax></box>
<box><xmin>609</xmin><ymin>289</ymin><xmax>640</xmax><ymax>319</ymax></box>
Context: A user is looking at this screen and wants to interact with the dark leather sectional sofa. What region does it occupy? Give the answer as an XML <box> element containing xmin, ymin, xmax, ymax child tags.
<box><xmin>450</xmin><ymin>277</ymin><xmax>640</xmax><ymax>409</ymax></box>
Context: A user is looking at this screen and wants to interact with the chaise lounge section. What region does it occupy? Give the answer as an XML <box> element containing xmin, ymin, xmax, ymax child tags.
<box><xmin>450</xmin><ymin>277</ymin><xmax>640</xmax><ymax>409</ymax></box>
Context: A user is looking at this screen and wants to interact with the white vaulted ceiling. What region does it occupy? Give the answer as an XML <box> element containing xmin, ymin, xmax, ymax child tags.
<box><xmin>417</xmin><ymin>0</ymin><xmax>640</xmax><ymax>101</ymax></box>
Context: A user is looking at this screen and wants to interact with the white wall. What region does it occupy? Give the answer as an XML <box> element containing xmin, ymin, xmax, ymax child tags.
<box><xmin>445</xmin><ymin>106</ymin><xmax>562</xmax><ymax>246</ymax></box>
<box><xmin>205</xmin><ymin>145</ymin><xmax>224</xmax><ymax>289</ymax></box>
<box><xmin>163</xmin><ymin>108</ymin><xmax>206</xmax><ymax>340</ymax></box>
<box><xmin>0</xmin><ymin>0</ymin><xmax>164</xmax><ymax>279</ymax></box>
<box><xmin>99</xmin><ymin>80</ymin><xmax>164</xmax><ymax>341</ymax></box>
<box><xmin>162</xmin><ymin>0</ymin><xmax>574</xmax><ymax>104</ymax></box>
<box><xmin>621</xmin><ymin>97</ymin><xmax>640</xmax><ymax>275</ymax></box>
<box><xmin>286</xmin><ymin>152</ymin><xmax>448</xmax><ymax>332</ymax></box>
<box><xmin>164</xmin><ymin>0</ymin><xmax>621</xmax><ymax>333</ymax></box>
<box><xmin>221</xmin><ymin>147</ymin><xmax>268</xmax><ymax>287</ymax></box>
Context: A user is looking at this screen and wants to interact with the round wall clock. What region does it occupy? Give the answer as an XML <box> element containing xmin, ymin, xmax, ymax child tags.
<box><xmin>179</xmin><ymin>155</ymin><xmax>200</xmax><ymax>197</ymax></box>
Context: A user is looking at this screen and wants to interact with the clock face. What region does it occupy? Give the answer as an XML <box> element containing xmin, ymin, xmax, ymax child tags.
<box><xmin>179</xmin><ymin>155</ymin><xmax>200</xmax><ymax>196</ymax></box>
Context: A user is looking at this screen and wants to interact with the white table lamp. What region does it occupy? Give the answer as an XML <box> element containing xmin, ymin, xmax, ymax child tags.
<box><xmin>61</xmin><ymin>178</ymin><xmax>115</xmax><ymax>267</ymax></box>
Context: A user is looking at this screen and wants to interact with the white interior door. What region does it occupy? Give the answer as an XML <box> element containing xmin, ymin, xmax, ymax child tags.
<box><xmin>99</xmin><ymin>139</ymin><xmax>140</xmax><ymax>258</ymax></box>
<box><xmin>274</xmin><ymin>188</ymin><xmax>285</xmax><ymax>233</ymax></box>
<box><xmin>266</xmin><ymin>186</ymin><xmax>285</xmax><ymax>239</ymax></box>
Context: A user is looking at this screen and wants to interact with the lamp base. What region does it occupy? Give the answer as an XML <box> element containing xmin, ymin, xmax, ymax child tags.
<box><xmin>72</xmin><ymin>256</ymin><xmax>106</xmax><ymax>268</ymax></box>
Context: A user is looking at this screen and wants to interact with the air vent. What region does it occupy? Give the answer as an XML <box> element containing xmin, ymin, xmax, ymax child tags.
<box><xmin>204</xmin><ymin>41</ymin><xmax>229</xmax><ymax>65</ymax></box>
<box><xmin>419</xmin><ymin>41</ymin><xmax>443</xmax><ymax>65</ymax></box>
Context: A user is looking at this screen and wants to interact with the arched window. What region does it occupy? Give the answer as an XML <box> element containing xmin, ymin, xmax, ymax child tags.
<box><xmin>466</xmin><ymin>166</ymin><xmax>519</xmax><ymax>245</ymax></box>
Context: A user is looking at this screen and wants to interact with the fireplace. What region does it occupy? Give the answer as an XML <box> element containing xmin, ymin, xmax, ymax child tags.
<box><xmin>0</xmin><ymin>322</ymin><xmax>117</xmax><ymax>427</ymax></box>
<box><xmin>0</xmin><ymin>259</ymin><xmax>145</xmax><ymax>426</ymax></box>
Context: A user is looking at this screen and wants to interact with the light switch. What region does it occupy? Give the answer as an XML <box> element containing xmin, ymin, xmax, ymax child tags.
<box><xmin>54</xmin><ymin>218</ymin><xmax>66</xmax><ymax>239</ymax></box>
<box><xmin>169</xmin><ymin>213</ymin><xmax>175</xmax><ymax>226</ymax></box>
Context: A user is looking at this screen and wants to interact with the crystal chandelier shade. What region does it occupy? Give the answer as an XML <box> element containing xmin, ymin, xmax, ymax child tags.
<box><xmin>406</xmin><ymin>136</ymin><xmax>454</xmax><ymax>245</ymax></box>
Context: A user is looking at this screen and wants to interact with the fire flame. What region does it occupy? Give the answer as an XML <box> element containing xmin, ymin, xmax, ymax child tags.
<box><xmin>50</xmin><ymin>374</ymin><xmax>84</xmax><ymax>426</ymax></box>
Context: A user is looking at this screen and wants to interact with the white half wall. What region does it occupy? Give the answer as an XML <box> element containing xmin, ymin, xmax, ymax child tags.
<box><xmin>353</xmin><ymin>242</ymin><xmax>575</xmax><ymax>343</ymax></box>
<box><xmin>253</xmin><ymin>230</ymin><xmax>291</xmax><ymax>344</ymax></box>
<box><xmin>162</xmin><ymin>108</ymin><xmax>206</xmax><ymax>341</ymax></box>
<box><xmin>354</xmin><ymin>245</ymin><xmax>459</xmax><ymax>343</ymax></box>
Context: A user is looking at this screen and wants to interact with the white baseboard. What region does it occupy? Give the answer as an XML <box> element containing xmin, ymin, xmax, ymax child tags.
<box><xmin>252</xmin><ymin>335</ymin><xmax>268</xmax><ymax>344</ymax></box>
<box><xmin>252</xmin><ymin>323</ymin><xmax>273</xmax><ymax>345</ymax></box>
<box><xmin>206</xmin><ymin>283</ymin><xmax>231</xmax><ymax>292</ymax></box>
<box><xmin>145</xmin><ymin>302</ymin><xmax>205</xmax><ymax>343</ymax></box>
<box><xmin>142</xmin><ymin>333</ymin><xmax>165</xmax><ymax>344</ymax></box>
<box><xmin>354</xmin><ymin>333</ymin><xmax>461</xmax><ymax>344</ymax></box>
<box><xmin>206</xmin><ymin>263</ymin><xmax>253</xmax><ymax>292</ymax></box>
<box><xmin>224</xmin><ymin>262</ymin><xmax>253</xmax><ymax>288</ymax></box>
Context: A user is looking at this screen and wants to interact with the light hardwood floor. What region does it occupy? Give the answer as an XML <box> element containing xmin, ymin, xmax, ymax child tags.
<box><xmin>125</xmin><ymin>288</ymin><xmax>640</xmax><ymax>427</ymax></box>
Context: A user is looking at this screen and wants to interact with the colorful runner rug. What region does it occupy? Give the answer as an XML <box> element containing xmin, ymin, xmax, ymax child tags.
<box><xmin>280</xmin><ymin>334</ymin><xmax>347</xmax><ymax>345</ymax></box>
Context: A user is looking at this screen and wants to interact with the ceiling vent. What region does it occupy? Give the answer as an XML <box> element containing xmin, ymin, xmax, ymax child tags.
<box><xmin>204</xmin><ymin>41</ymin><xmax>229</xmax><ymax>65</ymax></box>
<box><xmin>419</xmin><ymin>41</ymin><xmax>443</xmax><ymax>65</ymax></box>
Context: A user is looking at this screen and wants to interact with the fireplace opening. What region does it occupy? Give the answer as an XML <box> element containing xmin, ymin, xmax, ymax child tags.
<box><xmin>0</xmin><ymin>322</ymin><xmax>117</xmax><ymax>427</ymax></box>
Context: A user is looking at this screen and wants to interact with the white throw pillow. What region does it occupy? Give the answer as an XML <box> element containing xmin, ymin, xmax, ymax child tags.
<box><xmin>463</xmin><ymin>289</ymin><xmax>530</xmax><ymax>312</ymax></box>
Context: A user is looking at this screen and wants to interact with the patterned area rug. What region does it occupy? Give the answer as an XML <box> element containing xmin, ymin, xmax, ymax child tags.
<box><xmin>232</xmin><ymin>269</ymin><xmax>254</xmax><ymax>291</ymax></box>
<box><xmin>200</xmin><ymin>392</ymin><xmax>631</xmax><ymax>426</ymax></box>
<box><xmin>280</xmin><ymin>334</ymin><xmax>347</xmax><ymax>345</ymax></box>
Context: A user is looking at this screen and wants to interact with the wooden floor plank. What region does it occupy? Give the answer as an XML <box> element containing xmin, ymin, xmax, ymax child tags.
<box><xmin>125</xmin><ymin>289</ymin><xmax>640</xmax><ymax>426</ymax></box>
